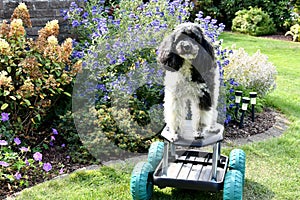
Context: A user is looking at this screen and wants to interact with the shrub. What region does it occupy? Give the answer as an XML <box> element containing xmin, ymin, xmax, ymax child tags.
<box><xmin>67</xmin><ymin>0</ymin><xmax>193</xmax><ymax>154</ymax></box>
<box><xmin>65</xmin><ymin>0</ymin><xmax>229</xmax><ymax>155</ymax></box>
<box><xmin>190</xmin><ymin>0</ymin><xmax>293</xmax><ymax>31</ymax></box>
<box><xmin>232</xmin><ymin>7</ymin><xmax>276</xmax><ymax>36</ymax></box>
<box><xmin>283</xmin><ymin>8</ymin><xmax>300</xmax><ymax>29</ymax></box>
<box><xmin>223</xmin><ymin>47</ymin><xmax>277</xmax><ymax>97</ymax></box>
<box><xmin>221</xmin><ymin>0</ymin><xmax>292</xmax><ymax>31</ymax></box>
<box><xmin>0</xmin><ymin>3</ymin><xmax>82</xmax><ymax>140</ymax></box>
<box><xmin>285</xmin><ymin>23</ymin><xmax>300</xmax><ymax>42</ymax></box>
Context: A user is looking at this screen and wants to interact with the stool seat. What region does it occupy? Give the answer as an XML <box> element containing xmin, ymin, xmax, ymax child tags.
<box><xmin>161</xmin><ymin>120</ymin><xmax>224</xmax><ymax>147</ymax></box>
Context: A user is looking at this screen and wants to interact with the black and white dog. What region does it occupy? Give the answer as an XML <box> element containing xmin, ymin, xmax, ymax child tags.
<box><xmin>158</xmin><ymin>22</ymin><xmax>220</xmax><ymax>140</ymax></box>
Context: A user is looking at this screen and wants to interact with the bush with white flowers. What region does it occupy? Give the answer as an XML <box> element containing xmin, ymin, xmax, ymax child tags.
<box><xmin>223</xmin><ymin>47</ymin><xmax>277</xmax><ymax>97</ymax></box>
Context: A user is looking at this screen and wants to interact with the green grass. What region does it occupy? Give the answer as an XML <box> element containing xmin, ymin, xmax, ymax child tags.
<box><xmin>16</xmin><ymin>32</ymin><xmax>300</xmax><ymax>200</ymax></box>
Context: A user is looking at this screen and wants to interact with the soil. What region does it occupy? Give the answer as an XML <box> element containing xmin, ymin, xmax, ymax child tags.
<box><xmin>223</xmin><ymin>108</ymin><xmax>289</xmax><ymax>146</ymax></box>
<box><xmin>224</xmin><ymin>108</ymin><xmax>275</xmax><ymax>140</ymax></box>
<box><xmin>1</xmin><ymin>34</ymin><xmax>292</xmax><ymax>199</ymax></box>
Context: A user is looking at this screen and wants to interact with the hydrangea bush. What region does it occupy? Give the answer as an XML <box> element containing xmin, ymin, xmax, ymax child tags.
<box><xmin>0</xmin><ymin>3</ymin><xmax>82</xmax><ymax>139</ymax></box>
<box><xmin>0</xmin><ymin>3</ymin><xmax>80</xmax><ymax>188</ymax></box>
<box><xmin>223</xmin><ymin>47</ymin><xmax>277</xmax><ymax>97</ymax></box>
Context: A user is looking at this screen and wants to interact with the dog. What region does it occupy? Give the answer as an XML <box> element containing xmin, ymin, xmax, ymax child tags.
<box><xmin>158</xmin><ymin>22</ymin><xmax>220</xmax><ymax>140</ymax></box>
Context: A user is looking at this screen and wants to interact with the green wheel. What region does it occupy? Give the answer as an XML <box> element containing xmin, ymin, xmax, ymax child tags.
<box><xmin>229</xmin><ymin>149</ymin><xmax>246</xmax><ymax>182</ymax></box>
<box><xmin>148</xmin><ymin>141</ymin><xmax>164</xmax><ymax>169</ymax></box>
<box><xmin>223</xmin><ymin>170</ymin><xmax>244</xmax><ymax>200</ymax></box>
<box><xmin>130</xmin><ymin>162</ymin><xmax>154</xmax><ymax>200</ymax></box>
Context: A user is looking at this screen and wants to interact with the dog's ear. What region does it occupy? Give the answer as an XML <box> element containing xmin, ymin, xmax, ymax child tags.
<box><xmin>158</xmin><ymin>34</ymin><xmax>183</xmax><ymax>71</ymax></box>
<box><xmin>193</xmin><ymin>26</ymin><xmax>215</xmax><ymax>59</ymax></box>
<box><xmin>163</xmin><ymin>52</ymin><xmax>183</xmax><ymax>71</ymax></box>
<box><xmin>201</xmin><ymin>37</ymin><xmax>215</xmax><ymax>59</ymax></box>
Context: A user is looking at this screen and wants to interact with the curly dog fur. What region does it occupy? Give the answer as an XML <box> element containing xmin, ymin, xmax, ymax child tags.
<box><xmin>158</xmin><ymin>22</ymin><xmax>220</xmax><ymax>139</ymax></box>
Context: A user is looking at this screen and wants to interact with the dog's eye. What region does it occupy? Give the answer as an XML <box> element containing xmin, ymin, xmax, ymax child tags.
<box><xmin>181</xmin><ymin>32</ymin><xmax>201</xmax><ymax>44</ymax></box>
<box><xmin>189</xmin><ymin>33</ymin><xmax>202</xmax><ymax>43</ymax></box>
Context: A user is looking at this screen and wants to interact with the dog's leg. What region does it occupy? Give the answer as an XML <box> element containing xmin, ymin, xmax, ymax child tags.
<box><xmin>164</xmin><ymin>89</ymin><xmax>180</xmax><ymax>141</ymax></box>
<box><xmin>200</xmin><ymin>109</ymin><xmax>220</xmax><ymax>136</ymax></box>
<box><xmin>190</xmin><ymin>97</ymin><xmax>203</xmax><ymax>139</ymax></box>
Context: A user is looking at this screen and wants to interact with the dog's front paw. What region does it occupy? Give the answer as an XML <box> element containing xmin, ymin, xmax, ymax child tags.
<box><xmin>208</xmin><ymin>126</ymin><xmax>220</xmax><ymax>134</ymax></box>
<box><xmin>172</xmin><ymin>134</ymin><xmax>179</xmax><ymax>142</ymax></box>
<box><xmin>193</xmin><ymin>131</ymin><xmax>204</xmax><ymax>139</ymax></box>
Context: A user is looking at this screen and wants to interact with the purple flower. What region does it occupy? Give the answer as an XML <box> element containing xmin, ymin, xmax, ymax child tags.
<box><xmin>33</xmin><ymin>152</ymin><xmax>43</xmax><ymax>162</ymax></box>
<box><xmin>51</xmin><ymin>136</ymin><xmax>55</xmax><ymax>141</ymax></box>
<box><xmin>1</xmin><ymin>112</ymin><xmax>9</xmax><ymax>122</ymax></box>
<box><xmin>0</xmin><ymin>140</ymin><xmax>8</xmax><ymax>145</ymax></box>
<box><xmin>0</xmin><ymin>161</ymin><xmax>9</xmax><ymax>167</ymax></box>
<box><xmin>43</xmin><ymin>163</ymin><xmax>52</xmax><ymax>172</ymax></box>
<box><xmin>223</xmin><ymin>59</ymin><xmax>230</xmax><ymax>66</ymax></box>
<box><xmin>59</xmin><ymin>168</ymin><xmax>64</xmax><ymax>174</ymax></box>
<box><xmin>14</xmin><ymin>137</ymin><xmax>21</xmax><ymax>145</ymax></box>
<box><xmin>19</xmin><ymin>147</ymin><xmax>29</xmax><ymax>152</ymax></box>
<box><xmin>91</xmin><ymin>6</ymin><xmax>97</xmax><ymax>15</ymax></box>
<box><xmin>82</xmin><ymin>12</ymin><xmax>88</xmax><ymax>19</ymax></box>
<box><xmin>14</xmin><ymin>172</ymin><xmax>22</xmax><ymax>180</ymax></box>
<box><xmin>25</xmin><ymin>158</ymin><xmax>30</xmax><ymax>166</ymax></box>
<box><xmin>52</xmin><ymin>128</ymin><xmax>58</xmax><ymax>135</ymax></box>
<box><xmin>70</xmin><ymin>2</ymin><xmax>78</xmax><ymax>8</ymax></box>
<box><xmin>72</xmin><ymin>20</ymin><xmax>80</xmax><ymax>27</ymax></box>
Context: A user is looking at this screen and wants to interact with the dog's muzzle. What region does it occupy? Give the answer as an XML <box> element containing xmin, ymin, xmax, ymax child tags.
<box><xmin>176</xmin><ymin>41</ymin><xmax>199</xmax><ymax>60</ymax></box>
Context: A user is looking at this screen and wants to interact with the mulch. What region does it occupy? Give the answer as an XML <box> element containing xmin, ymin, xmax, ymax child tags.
<box><xmin>224</xmin><ymin>108</ymin><xmax>276</xmax><ymax>140</ymax></box>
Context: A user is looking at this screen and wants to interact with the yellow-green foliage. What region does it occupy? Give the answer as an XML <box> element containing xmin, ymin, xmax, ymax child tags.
<box><xmin>232</xmin><ymin>7</ymin><xmax>276</xmax><ymax>36</ymax></box>
<box><xmin>285</xmin><ymin>24</ymin><xmax>300</xmax><ymax>42</ymax></box>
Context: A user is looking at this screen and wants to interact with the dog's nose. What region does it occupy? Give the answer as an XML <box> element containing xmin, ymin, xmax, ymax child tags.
<box><xmin>182</xmin><ymin>43</ymin><xmax>191</xmax><ymax>52</ymax></box>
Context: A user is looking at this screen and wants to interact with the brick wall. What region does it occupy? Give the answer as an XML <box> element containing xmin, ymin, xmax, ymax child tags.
<box><xmin>0</xmin><ymin>0</ymin><xmax>78</xmax><ymax>40</ymax></box>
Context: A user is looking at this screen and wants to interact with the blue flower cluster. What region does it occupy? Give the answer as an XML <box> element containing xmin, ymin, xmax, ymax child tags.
<box><xmin>64</xmin><ymin>0</ymin><xmax>238</xmax><ymax>125</ymax></box>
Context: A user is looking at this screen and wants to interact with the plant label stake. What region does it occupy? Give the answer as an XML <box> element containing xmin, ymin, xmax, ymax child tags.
<box><xmin>239</xmin><ymin>97</ymin><xmax>250</xmax><ymax>129</ymax></box>
<box><xmin>249</xmin><ymin>92</ymin><xmax>257</xmax><ymax>122</ymax></box>
<box><xmin>235</xmin><ymin>91</ymin><xmax>243</xmax><ymax>119</ymax></box>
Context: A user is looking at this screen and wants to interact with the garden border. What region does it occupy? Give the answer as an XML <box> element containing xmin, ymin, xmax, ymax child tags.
<box><xmin>223</xmin><ymin>110</ymin><xmax>289</xmax><ymax>146</ymax></box>
<box><xmin>5</xmin><ymin>110</ymin><xmax>289</xmax><ymax>200</ymax></box>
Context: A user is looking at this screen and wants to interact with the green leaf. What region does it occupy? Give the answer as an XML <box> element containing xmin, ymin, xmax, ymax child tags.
<box><xmin>23</xmin><ymin>99</ymin><xmax>31</xmax><ymax>106</ymax></box>
<box><xmin>49</xmin><ymin>88</ymin><xmax>56</xmax><ymax>94</ymax></box>
<box><xmin>16</xmin><ymin>94</ymin><xmax>22</xmax><ymax>99</ymax></box>
<box><xmin>1</xmin><ymin>103</ymin><xmax>9</xmax><ymax>110</ymax></box>
<box><xmin>3</xmin><ymin>90</ymin><xmax>10</xmax><ymax>96</ymax></box>
<box><xmin>55</xmin><ymin>71</ymin><xmax>61</xmax><ymax>77</ymax></box>
<box><xmin>9</xmin><ymin>96</ymin><xmax>16</xmax><ymax>101</ymax></box>
<box><xmin>63</xmin><ymin>92</ymin><xmax>71</xmax><ymax>97</ymax></box>
<box><xmin>36</xmin><ymin>114</ymin><xmax>41</xmax><ymax>122</ymax></box>
<box><xmin>7</xmin><ymin>66</ymin><xmax>11</xmax><ymax>73</ymax></box>
<box><xmin>43</xmin><ymin>143</ymin><xmax>49</xmax><ymax>150</ymax></box>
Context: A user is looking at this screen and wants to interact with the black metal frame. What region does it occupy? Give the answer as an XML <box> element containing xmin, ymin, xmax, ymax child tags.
<box><xmin>153</xmin><ymin>123</ymin><xmax>228</xmax><ymax>192</ymax></box>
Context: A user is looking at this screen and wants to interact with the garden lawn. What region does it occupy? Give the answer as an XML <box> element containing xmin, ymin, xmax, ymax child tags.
<box><xmin>15</xmin><ymin>32</ymin><xmax>300</xmax><ymax>200</ymax></box>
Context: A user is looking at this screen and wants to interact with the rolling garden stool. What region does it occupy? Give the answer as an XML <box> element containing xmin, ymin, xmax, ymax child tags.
<box><xmin>130</xmin><ymin>120</ymin><xmax>246</xmax><ymax>200</ymax></box>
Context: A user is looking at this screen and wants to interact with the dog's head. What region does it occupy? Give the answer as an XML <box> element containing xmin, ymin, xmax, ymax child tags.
<box><xmin>157</xmin><ymin>23</ymin><xmax>215</xmax><ymax>72</ymax></box>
